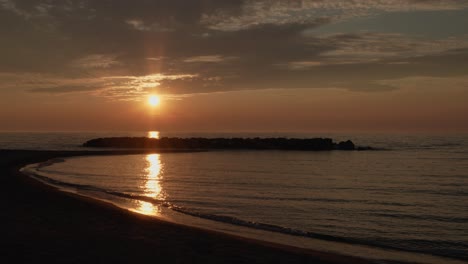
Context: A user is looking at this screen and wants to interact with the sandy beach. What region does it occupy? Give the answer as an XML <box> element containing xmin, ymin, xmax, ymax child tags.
<box><xmin>0</xmin><ymin>149</ymin><xmax>371</xmax><ymax>264</ymax></box>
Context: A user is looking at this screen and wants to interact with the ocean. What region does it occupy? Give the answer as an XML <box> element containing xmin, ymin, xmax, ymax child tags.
<box><xmin>3</xmin><ymin>132</ymin><xmax>467</xmax><ymax>264</ymax></box>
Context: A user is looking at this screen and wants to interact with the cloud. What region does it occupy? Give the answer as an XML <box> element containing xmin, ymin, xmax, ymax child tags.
<box><xmin>0</xmin><ymin>73</ymin><xmax>109</xmax><ymax>94</ymax></box>
<box><xmin>0</xmin><ymin>0</ymin><xmax>53</xmax><ymax>19</ymax></box>
<box><xmin>376</xmin><ymin>75</ymin><xmax>468</xmax><ymax>91</ymax></box>
<box><xmin>201</xmin><ymin>4</ymin><xmax>332</xmax><ymax>31</ymax></box>
<box><xmin>28</xmin><ymin>85</ymin><xmax>101</xmax><ymax>93</ymax></box>
<box><xmin>125</xmin><ymin>19</ymin><xmax>173</xmax><ymax>32</ymax></box>
<box><xmin>321</xmin><ymin>33</ymin><xmax>468</xmax><ymax>58</ymax></box>
<box><xmin>280</xmin><ymin>61</ymin><xmax>323</xmax><ymax>69</ymax></box>
<box><xmin>201</xmin><ymin>0</ymin><xmax>468</xmax><ymax>31</ymax></box>
<box><xmin>283</xmin><ymin>33</ymin><xmax>468</xmax><ymax>68</ymax></box>
<box><xmin>70</xmin><ymin>54</ymin><xmax>122</xmax><ymax>69</ymax></box>
<box><xmin>0</xmin><ymin>72</ymin><xmax>197</xmax><ymax>100</ymax></box>
<box><xmin>146</xmin><ymin>57</ymin><xmax>166</xmax><ymax>61</ymax></box>
<box><xmin>0</xmin><ymin>0</ymin><xmax>29</xmax><ymax>18</ymax></box>
<box><xmin>183</xmin><ymin>55</ymin><xmax>236</xmax><ymax>63</ymax></box>
<box><xmin>0</xmin><ymin>0</ymin><xmax>467</xmax><ymax>98</ymax></box>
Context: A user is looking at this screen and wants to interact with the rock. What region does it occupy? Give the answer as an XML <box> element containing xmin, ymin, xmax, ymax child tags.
<box><xmin>357</xmin><ymin>146</ymin><xmax>374</xmax><ymax>151</ymax></box>
<box><xmin>83</xmin><ymin>137</ymin><xmax>353</xmax><ymax>151</ymax></box>
<box><xmin>337</xmin><ymin>140</ymin><xmax>355</xmax><ymax>150</ymax></box>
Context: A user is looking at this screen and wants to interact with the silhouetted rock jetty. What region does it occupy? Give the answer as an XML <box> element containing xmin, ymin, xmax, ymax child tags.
<box><xmin>83</xmin><ymin>137</ymin><xmax>362</xmax><ymax>151</ymax></box>
<box><xmin>337</xmin><ymin>140</ymin><xmax>355</xmax><ymax>150</ymax></box>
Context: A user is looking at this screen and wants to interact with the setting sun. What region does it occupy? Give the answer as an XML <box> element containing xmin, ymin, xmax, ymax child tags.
<box><xmin>148</xmin><ymin>95</ymin><xmax>160</xmax><ymax>106</ymax></box>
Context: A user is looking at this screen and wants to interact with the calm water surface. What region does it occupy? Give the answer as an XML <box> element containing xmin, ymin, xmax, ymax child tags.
<box><xmin>12</xmin><ymin>132</ymin><xmax>468</xmax><ymax>263</ymax></box>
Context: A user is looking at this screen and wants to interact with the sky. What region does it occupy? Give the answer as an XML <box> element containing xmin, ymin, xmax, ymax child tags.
<box><xmin>1</xmin><ymin>0</ymin><xmax>468</xmax><ymax>132</ymax></box>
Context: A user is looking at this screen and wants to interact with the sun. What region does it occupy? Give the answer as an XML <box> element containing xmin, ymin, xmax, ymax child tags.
<box><xmin>148</xmin><ymin>95</ymin><xmax>160</xmax><ymax>106</ymax></box>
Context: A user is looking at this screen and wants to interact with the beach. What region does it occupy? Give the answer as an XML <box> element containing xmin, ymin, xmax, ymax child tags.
<box><xmin>0</xmin><ymin>149</ymin><xmax>369</xmax><ymax>264</ymax></box>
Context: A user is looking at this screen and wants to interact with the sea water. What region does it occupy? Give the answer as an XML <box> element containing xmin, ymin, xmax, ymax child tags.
<box><xmin>8</xmin><ymin>132</ymin><xmax>468</xmax><ymax>263</ymax></box>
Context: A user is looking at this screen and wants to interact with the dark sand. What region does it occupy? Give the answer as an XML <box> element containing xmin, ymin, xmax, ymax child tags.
<box><xmin>0</xmin><ymin>149</ymin><xmax>371</xmax><ymax>264</ymax></box>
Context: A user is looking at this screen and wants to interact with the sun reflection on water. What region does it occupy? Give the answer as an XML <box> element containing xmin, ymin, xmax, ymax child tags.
<box><xmin>135</xmin><ymin>153</ymin><xmax>165</xmax><ymax>215</ymax></box>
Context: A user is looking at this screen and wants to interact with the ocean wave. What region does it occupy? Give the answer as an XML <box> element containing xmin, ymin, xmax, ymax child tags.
<box><xmin>31</xmin><ymin>172</ymin><xmax>111</xmax><ymax>193</ymax></box>
<box><xmin>224</xmin><ymin>195</ymin><xmax>421</xmax><ymax>207</ymax></box>
<box><xmin>161</xmin><ymin>203</ymin><xmax>468</xmax><ymax>261</ymax></box>
<box><xmin>369</xmin><ymin>212</ymin><xmax>468</xmax><ymax>224</ymax></box>
<box><xmin>37</xmin><ymin>158</ymin><xmax>66</xmax><ymax>168</ymax></box>
<box><xmin>30</xmin><ymin>170</ymin><xmax>467</xmax><ymax>260</ymax></box>
<box><xmin>24</xmin><ymin>159</ymin><xmax>468</xmax><ymax>262</ymax></box>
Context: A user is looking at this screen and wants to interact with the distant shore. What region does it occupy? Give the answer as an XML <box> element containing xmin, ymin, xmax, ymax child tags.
<box><xmin>0</xmin><ymin>149</ymin><xmax>370</xmax><ymax>264</ymax></box>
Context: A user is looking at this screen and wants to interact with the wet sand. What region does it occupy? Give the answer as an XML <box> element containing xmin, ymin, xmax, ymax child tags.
<box><xmin>0</xmin><ymin>149</ymin><xmax>371</xmax><ymax>264</ymax></box>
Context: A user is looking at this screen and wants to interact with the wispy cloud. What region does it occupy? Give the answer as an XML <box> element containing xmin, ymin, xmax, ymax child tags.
<box><xmin>202</xmin><ymin>0</ymin><xmax>468</xmax><ymax>31</ymax></box>
<box><xmin>322</xmin><ymin>33</ymin><xmax>468</xmax><ymax>57</ymax></box>
<box><xmin>146</xmin><ymin>57</ymin><xmax>166</xmax><ymax>61</ymax></box>
<box><xmin>0</xmin><ymin>0</ymin><xmax>467</xmax><ymax>97</ymax></box>
<box><xmin>70</xmin><ymin>54</ymin><xmax>122</xmax><ymax>69</ymax></box>
<box><xmin>0</xmin><ymin>0</ymin><xmax>78</xmax><ymax>20</ymax></box>
<box><xmin>280</xmin><ymin>61</ymin><xmax>323</xmax><ymax>70</ymax></box>
<box><xmin>125</xmin><ymin>19</ymin><xmax>173</xmax><ymax>32</ymax></box>
<box><xmin>376</xmin><ymin>75</ymin><xmax>468</xmax><ymax>90</ymax></box>
<box><xmin>0</xmin><ymin>0</ymin><xmax>30</xmax><ymax>18</ymax></box>
<box><xmin>284</xmin><ymin>33</ymin><xmax>468</xmax><ymax>68</ymax></box>
<box><xmin>0</xmin><ymin>72</ymin><xmax>196</xmax><ymax>100</ymax></box>
<box><xmin>28</xmin><ymin>85</ymin><xmax>102</xmax><ymax>93</ymax></box>
<box><xmin>183</xmin><ymin>55</ymin><xmax>236</xmax><ymax>63</ymax></box>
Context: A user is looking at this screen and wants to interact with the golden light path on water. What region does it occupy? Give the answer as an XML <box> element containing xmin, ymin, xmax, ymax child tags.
<box><xmin>135</xmin><ymin>153</ymin><xmax>165</xmax><ymax>215</ymax></box>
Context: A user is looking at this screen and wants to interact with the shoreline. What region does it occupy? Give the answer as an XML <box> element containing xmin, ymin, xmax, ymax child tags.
<box><xmin>1</xmin><ymin>149</ymin><xmax>371</xmax><ymax>264</ymax></box>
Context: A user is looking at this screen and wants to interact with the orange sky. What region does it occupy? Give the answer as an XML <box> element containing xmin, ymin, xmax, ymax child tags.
<box><xmin>2</xmin><ymin>83</ymin><xmax>467</xmax><ymax>132</ymax></box>
<box><xmin>1</xmin><ymin>1</ymin><xmax>468</xmax><ymax>132</ymax></box>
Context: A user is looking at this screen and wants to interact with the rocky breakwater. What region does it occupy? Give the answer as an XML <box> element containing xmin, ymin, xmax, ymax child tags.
<box><xmin>83</xmin><ymin>137</ymin><xmax>371</xmax><ymax>151</ymax></box>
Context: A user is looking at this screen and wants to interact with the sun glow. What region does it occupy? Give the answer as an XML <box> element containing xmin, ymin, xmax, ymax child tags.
<box><xmin>148</xmin><ymin>95</ymin><xmax>160</xmax><ymax>106</ymax></box>
<box><xmin>148</xmin><ymin>131</ymin><xmax>160</xmax><ymax>139</ymax></box>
